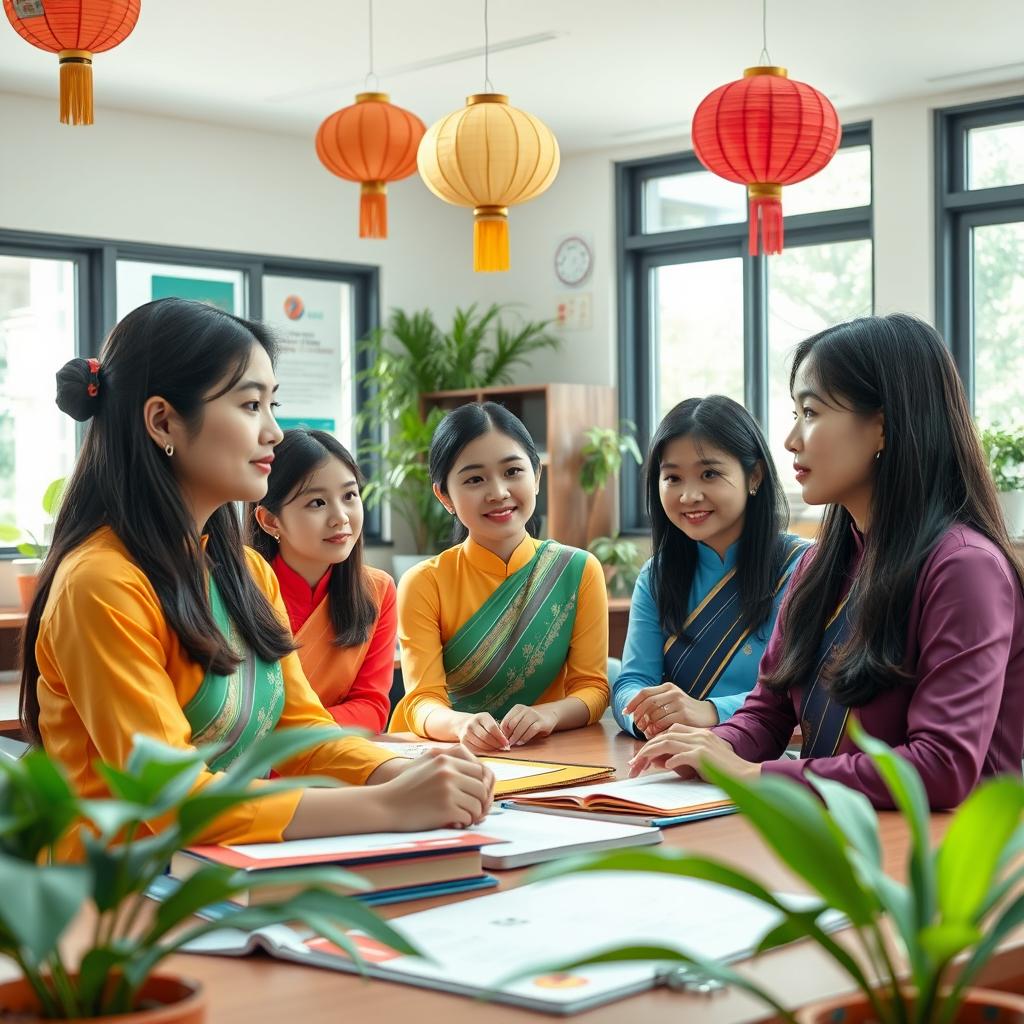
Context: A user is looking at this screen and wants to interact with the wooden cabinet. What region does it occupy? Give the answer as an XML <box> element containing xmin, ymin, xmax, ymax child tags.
<box><xmin>421</xmin><ymin>383</ymin><xmax>618</xmax><ymax>550</ymax></box>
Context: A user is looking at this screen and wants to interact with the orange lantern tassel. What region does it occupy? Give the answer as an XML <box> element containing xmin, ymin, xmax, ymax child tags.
<box><xmin>359</xmin><ymin>181</ymin><xmax>388</xmax><ymax>239</ymax></box>
<box><xmin>473</xmin><ymin>207</ymin><xmax>510</xmax><ymax>272</ymax></box>
<box><xmin>748</xmin><ymin>184</ymin><xmax>784</xmax><ymax>256</ymax></box>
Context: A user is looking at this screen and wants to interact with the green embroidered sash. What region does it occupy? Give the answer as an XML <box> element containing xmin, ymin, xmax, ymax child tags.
<box><xmin>662</xmin><ymin>537</ymin><xmax>808</xmax><ymax>700</ymax></box>
<box><xmin>443</xmin><ymin>541</ymin><xmax>588</xmax><ymax>720</ymax></box>
<box><xmin>183</xmin><ymin>577</ymin><xmax>286</xmax><ymax>772</ymax></box>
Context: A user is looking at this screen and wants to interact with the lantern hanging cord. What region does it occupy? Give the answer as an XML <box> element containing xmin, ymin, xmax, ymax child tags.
<box><xmin>364</xmin><ymin>0</ymin><xmax>380</xmax><ymax>90</ymax></box>
<box><xmin>483</xmin><ymin>0</ymin><xmax>495</xmax><ymax>92</ymax></box>
<box><xmin>758</xmin><ymin>0</ymin><xmax>772</xmax><ymax>65</ymax></box>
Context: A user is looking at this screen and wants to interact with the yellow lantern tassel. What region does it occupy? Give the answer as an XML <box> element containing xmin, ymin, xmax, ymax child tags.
<box><xmin>58</xmin><ymin>50</ymin><xmax>94</xmax><ymax>125</ymax></box>
<box><xmin>360</xmin><ymin>181</ymin><xmax>388</xmax><ymax>239</ymax></box>
<box><xmin>473</xmin><ymin>206</ymin><xmax>510</xmax><ymax>272</ymax></box>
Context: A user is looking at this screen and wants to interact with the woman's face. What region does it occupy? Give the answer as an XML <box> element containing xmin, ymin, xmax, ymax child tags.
<box><xmin>436</xmin><ymin>428</ymin><xmax>540</xmax><ymax>551</ymax></box>
<box><xmin>167</xmin><ymin>343</ymin><xmax>283</xmax><ymax>525</ymax></box>
<box><xmin>657</xmin><ymin>435</ymin><xmax>760</xmax><ymax>557</ymax></box>
<box><xmin>273</xmin><ymin>455</ymin><xmax>364</xmax><ymax>580</ymax></box>
<box><xmin>785</xmin><ymin>357</ymin><xmax>884</xmax><ymax>521</ymax></box>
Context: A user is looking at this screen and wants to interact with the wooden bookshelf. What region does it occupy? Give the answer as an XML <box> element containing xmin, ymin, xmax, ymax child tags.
<box><xmin>421</xmin><ymin>383</ymin><xmax>618</xmax><ymax>550</ymax></box>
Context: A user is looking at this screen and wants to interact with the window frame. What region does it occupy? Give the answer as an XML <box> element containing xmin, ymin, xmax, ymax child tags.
<box><xmin>934</xmin><ymin>95</ymin><xmax>1024</xmax><ymax>412</ymax></box>
<box><xmin>0</xmin><ymin>229</ymin><xmax>382</xmax><ymax>552</ymax></box>
<box><xmin>616</xmin><ymin>123</ymin><xmax>874</xmax><ymax>533</ymax></box>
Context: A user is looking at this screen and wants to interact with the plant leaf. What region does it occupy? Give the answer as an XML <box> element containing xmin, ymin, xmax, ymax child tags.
<box><xmin>935</xmin><ymin>777</ymin><xmax>1024</xmax><ymax>926</ymax></box>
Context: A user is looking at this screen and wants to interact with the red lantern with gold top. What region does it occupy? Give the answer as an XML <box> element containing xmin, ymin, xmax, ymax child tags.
<box><xmin>691</xmin><ymin>66</ymin><xmax>841</xmax><ymax>255</ymax></box>
<box><xmin>316</xmin><ymin>92</ymin><xmax>426</xmax><ymax>240</ymax></box>
<box><xmin>3</xmin><ymin>0</ymin><xmax>140</xmax><ymax>125</ymax></box>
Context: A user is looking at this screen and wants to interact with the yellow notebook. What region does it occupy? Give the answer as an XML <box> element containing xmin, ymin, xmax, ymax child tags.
<box><xmin>480</xmin><ymin>756</ymin><xmax>615</xmax><ymax>797</ymax></box>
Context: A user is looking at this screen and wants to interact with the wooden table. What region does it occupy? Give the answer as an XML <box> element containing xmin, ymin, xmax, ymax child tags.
<box><xmin>3</xmin><ymin>717</ymin><xmax>1019</xmax><ymax>1023</ymax></box>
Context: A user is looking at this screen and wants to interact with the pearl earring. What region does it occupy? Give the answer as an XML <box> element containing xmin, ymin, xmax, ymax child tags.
<box><xmin>875</xmin><ymin>451</ymin><xmax>882</xmax><ymax>461</ymax></box>
<box><xmin>749</xmin><ymin>488</ymin><xmax>758</xmax><ymax>496</ymax></box>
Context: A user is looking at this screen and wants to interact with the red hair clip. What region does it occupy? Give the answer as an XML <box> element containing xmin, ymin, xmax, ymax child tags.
<box><xmin>86</xmin><ymin>357</ymin><xmax>101</xmax><ymax>398</ymax></box>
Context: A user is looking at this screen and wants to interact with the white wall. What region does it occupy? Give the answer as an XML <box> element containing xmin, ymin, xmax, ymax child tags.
<box><xmin>0</xmin><ymin>91</ymin><xmax>496</xmax><ymax>322</ymax></box>
<box><xmin>493</xmin><ymin>81</ymin><xmax>1024</xmax><ymax>389</ymax></box>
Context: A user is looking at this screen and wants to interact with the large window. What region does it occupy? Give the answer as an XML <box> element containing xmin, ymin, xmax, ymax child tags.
<box><xmin>617</xmin><ymin>125</ymin><xmax>873</xmax><ymax>530</ymax></box>
<box><xmin>936</xmin><ymin>97</ymin><xmax>1024</xmax><ymax>427</ymax></box>
<box><xmin>0</xmin><ymin>232</ymin><xmax>379</xmax><ymax>551</ymax></box>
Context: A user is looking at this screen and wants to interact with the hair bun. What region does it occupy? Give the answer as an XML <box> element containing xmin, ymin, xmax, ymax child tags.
<box><xmin>55</xmin><ymin>357</ymin><xmax>103</xmax><ymax>422</ymax></box>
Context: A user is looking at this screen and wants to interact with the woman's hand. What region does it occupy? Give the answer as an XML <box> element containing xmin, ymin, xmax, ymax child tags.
<box><xmin>623</xmin><ymin>683</ymin><xmax>719</xmax><ymax>735</ymax></box>
<box><xmin>380</xmin><ymin>746</ymin><xmax>496</xmax><ymax>829</ymax></box>
<box><xmin>627</xmin><ymin>724</ymin><xmax>760</xmax><ymax>783</ymax></box>
<box><xmin>455</xmin><ymin>712</ymin><xmax>510</xmax><ymax>752</ymax></box>
<box><xmin>500</xmin><ymin>704</ymin><xmax>558</xmax><ymax>747</ymax></box>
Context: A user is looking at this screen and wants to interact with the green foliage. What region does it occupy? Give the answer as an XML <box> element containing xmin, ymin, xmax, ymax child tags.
<box><xmin>587</xmin><ymin>533</ymin><xmax>644</xmax><ymax>598</ymax></box>
<box><xmin>356</xmin><ymin>305</ymin><xmax>560</xmax><ymax>554</ymax></box>
<box><xmin>980</xmin><ymin>425</ymin><xmax>1024</xmax><ymax>492</ymax></box>
<box><xmin>0</xmin><ymin>729</ymin><xmax>418</xmax><ymax>1018</ymax></box>
<box><xmin>579</xmin><ymin>421</ymin><xmax>642</xmax><ymax>496</ymax></box>
<box><xmin>0</xmin><ymin>476</ymin><xmax>65</xmax><ymax>558</ymax></box>
<box><xmin>526</xmin><ymin>721</ymin><xmax>1024</xmax><ymax>1024</ymax></box>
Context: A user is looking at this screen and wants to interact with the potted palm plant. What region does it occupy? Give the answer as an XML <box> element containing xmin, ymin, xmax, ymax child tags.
<box><xmin>0</xmin><ymin>727</ymin><xmax>416</xmax><ymax>1022</ymax></box>
<box><xmin>356</xmin><ymin>304</ymin><xmax>560</xmax><ymax>573</ymax></box>
<box><xmin>528</xmin><ymin>720</ymin><xmax>1024</xmax><ymax>1023</ymax></box>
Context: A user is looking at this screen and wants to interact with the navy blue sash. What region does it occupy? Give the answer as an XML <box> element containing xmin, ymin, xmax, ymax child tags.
<box><xmin>799</xmin><ymin>593</ymin><xmax>855</xmax><ymax>758</ymax></box>
<box><xmin>662</xmin><ymin>538</ymin><xmax>808</xmax><ymax>700</ymax></box>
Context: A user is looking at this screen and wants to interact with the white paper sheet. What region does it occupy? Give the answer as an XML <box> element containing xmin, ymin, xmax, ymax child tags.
<box><xmin>522</xmin><ymin>771</ymin><xmax>729</xmax><ymax>810</ymax></box>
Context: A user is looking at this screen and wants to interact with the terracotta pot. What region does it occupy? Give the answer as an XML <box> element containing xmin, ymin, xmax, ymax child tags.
<box><xmin>0</xmin><ymin>974</ymin><xmax>205</xmax><ymax>1024</ymax></box>
<box><xmin>12</xmin><ymin>558</ymin><xmax>41</xmax><ymax>613</ymax></box>
<box><xmin>795</xmin><ymin>986</ymin><xmax>1024</xmax><ymax>1024</ymax></box>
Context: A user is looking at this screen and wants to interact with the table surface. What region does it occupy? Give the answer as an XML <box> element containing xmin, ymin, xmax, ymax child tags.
<box><xmin>2</xmin><ymin>717</ymin><xmax>1019</xmax><ymax>1023</ymax></box>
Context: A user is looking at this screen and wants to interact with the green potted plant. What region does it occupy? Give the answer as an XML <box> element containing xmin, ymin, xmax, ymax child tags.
<box><xmin>580</xmin><ymin>421</ymin><xmax>643</xmax><ymax>539</ymax></box>
<box><xmin>0</xmin><ymin>477</ymin><xmax>66</xmax><ymax>610</ymax></box>
<box><xmin>529</xmin><ymin>721</ymin><xmax>1024</xmax><ymax>1023</ymax></box>
<box><xmin>0</xmin><ymin>727</ymin><xmax>417</xmax><ymax>1022</ymax></box>
<box><xmin>587</xmin><ymin>533</ymin><xmax>644</xmax><ymax>598</ymax></box>
<box><xmin>980</xmin><ymin>425</ymin><xmax>1024</xmax><ymax>539</ymax></box>
<box><xmin>356</xmin><ymin>304</ymin><xmax>560</xmax><ymax>574</ymax></box>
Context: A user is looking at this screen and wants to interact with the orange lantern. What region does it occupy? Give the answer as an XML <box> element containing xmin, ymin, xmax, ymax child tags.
<box><xmin>691</xmin><ymin>67</ymin><xmax>840</xmax><ymax>255</ymax></box>
<box><xmin>417</xmin><ymin>93</ymin><xmax>560</xmax><ymax>272</ymax></box>
<box><xmin>316</xmin><ymin>92</ymin><xmax>425</xmax><ymax>240</ymax></box>
<box><xmin>3</xmin><ymin>0</ymin><xmax>140</xmax><ymax>125</ymax></box>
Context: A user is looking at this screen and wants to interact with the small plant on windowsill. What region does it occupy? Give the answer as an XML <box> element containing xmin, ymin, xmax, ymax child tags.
<box><xmin>0</xmin><ymin>727</ymin><xmax>418</xmax><ymax>1022</ymax></box>
<box><xmin>0</xmin><ymin>477</ymin><xmax>66</xmax><ymax>610</ymax></box>
<box><xmin>980</xmin><ymin>424</ymin><xmax>1024</xmax><ymax>539</ymax></box>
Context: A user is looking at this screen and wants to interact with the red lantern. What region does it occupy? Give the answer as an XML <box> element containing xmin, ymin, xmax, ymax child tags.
<box><xmin>316</xmin><ymin>92</ymin><xmax>426</xmax><ymax>240</ymax></box>
<box><xmin>3</xmin><ymin>0</ymin><xmax>140</xmax><ymax>125</ymax></box>
<box><xmin>691</xmin><ymin>66</ymin><xmax>840</xmax><ymax>255</ymax></box>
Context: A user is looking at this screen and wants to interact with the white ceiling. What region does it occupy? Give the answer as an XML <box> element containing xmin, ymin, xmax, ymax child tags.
<box><xmin>2</xmin><ymin>0</ymin><xmax>1023</xmax><ymax>153</ymax></box>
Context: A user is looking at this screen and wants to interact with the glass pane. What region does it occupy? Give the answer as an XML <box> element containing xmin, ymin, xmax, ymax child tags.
<box><xmin>0</xmin><ymin>256</ymin><xmax>78</xmax><ymax>546</ymax></box>
<box><xmin>652</xmin><ymin>258</ymin><xmax>744</xmax><ymax>419</ymax></box>
<box><xmin>973</xmin><ymin>221</ymin><xmax>1024</xmax><ymax>426</ymax></box>
<box><xmin>767</xmin><ymin>239</ymin><xmax>873</xmax><ymax>515</ymax></box>
<box><xmin>783</xmin><ymin>145</ymin><xmax>871</xmax><ymax>217</ymax></box>
<box><xmin>643</xmin><ymin>171</ymin><xmax>746</xmax><ymax>232</ymax></box>
<box><xmin>116</xmin><ymin>260</ymin><xmax>245</xmax><ymax>319</ymax></box>
<box><xmin>261</xmin><ymin>275</ymin><xmax>354</xmax><ymax>448</ymax></box>
<box><xmin>968</xmin><ymin>121</ymin><xmax>1024</xmax><ymax>190</ymax></box>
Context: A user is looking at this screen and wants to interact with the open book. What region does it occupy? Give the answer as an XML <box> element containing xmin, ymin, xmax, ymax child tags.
<box><xmin>176</xmin><ymin>871</ymin><xmax>846</xmax><ymax>1015</ymax></box>
<box><xmin>503</xmin><ymin>771</ymin><xmax>736</xmax><ymax>826</ymax></box>
<box><xmin>371</xmin><ymin>740</ymin><xmax>615</xmax><ymax>795</ymax></box>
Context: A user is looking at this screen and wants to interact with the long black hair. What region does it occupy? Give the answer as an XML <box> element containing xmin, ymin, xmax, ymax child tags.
<box><xmin>647</xmin><ymin>395</ymin><xmax>791</xmax><ymax>639</ymax></box>
<box><xmin>764</xmin><ymin>313</ymin><xmax>1024</xmax><ymax>706</ymax></box>
<box><xmin>250</xmin><ymin>429</ymin><xmax>376</xmax><ymax>647</ymax></box>
<box><xmin>429</xmin><ymin>402</ymin><xmax>542</xmax><ymax>545</ymax></box>
<box><xmin>21</xmin><ymin>298</ymin><xmax>295</xmax><ymax>745</ymax></box>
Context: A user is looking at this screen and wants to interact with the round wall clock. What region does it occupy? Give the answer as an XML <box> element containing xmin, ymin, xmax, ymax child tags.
<box><xmin>554</xmin><ymin>236</ymin><xmax>593</xmax><ymax>286</ymax></box>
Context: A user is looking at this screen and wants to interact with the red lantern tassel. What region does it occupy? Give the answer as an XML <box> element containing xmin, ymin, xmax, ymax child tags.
<box><xmin>747</xmin><ymin>184</ymin><xmax>784</xmax><ymax>256</ymax></box>
<box><xmin>360</xmin><ymin>182</ymin><xmax>388</xmax><ymax>238</ymax></box>
<box><xmin>58</xmin><ymin>50</ymin><xmax>94</xmax><ymax>126</ymax></box>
